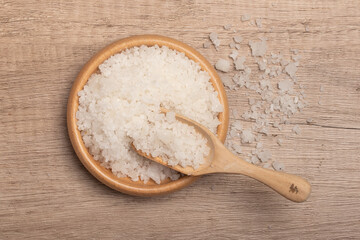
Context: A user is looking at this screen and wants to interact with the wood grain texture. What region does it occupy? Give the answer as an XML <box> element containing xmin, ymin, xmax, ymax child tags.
<box><xmin>0</xmin><ymin>0</ymin><xmax>359</xmax><ymax>239</ymax></box>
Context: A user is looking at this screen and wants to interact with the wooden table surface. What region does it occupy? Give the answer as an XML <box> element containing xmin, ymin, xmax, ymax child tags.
<box><xmin>1</xmin><ymin>1</ymin><xmax>359</xmax><ymax>239</ymax></box>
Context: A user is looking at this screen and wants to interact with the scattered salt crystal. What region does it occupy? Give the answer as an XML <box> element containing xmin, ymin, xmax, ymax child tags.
<box><xmin>233</xmin><ymin>36</ymin><xmax>242</xmax><ymax>43</ymax></box>
<box><xmin>229</xmin><ymin>129</ymin><xmax>239</xmax><ymax>138</ymax></box>
<box><xmin>280</xmin><ymin>59</ymin><xmax>289</xmax><ymax>66</ymax></box>
<box><xmin>269</xmin><ymin>70</ymin><xmax>277</xmax><ymax>78</ymax></box>
<box><xmin>215</xmin><ymin>59</ymin><xmax>232</xmax><ymax>72</ymax></box>
<box><xmin>241</xmin><ymin>14</ymin><xmax>250</xmax><ymax>22</ymax></box>
<box><xmin>209</xmin><ymin>32</ymin><xmax>220</xmax><ymax>50</ymax></box>
<box><xmin>248</xmin><ymin>98</ymin><xmax>255</xmax><ymax>105</ymax></box>
<box><xmin>251</xmin><ymin>155</ymin><xmax>260</xmax><ymax>164</ymax></box>
<box><xmin>232</xmin><ymin>69</ymin><xmax>251</xmax><ymax>88</ymax></box>
<box><xmin>221</xmin><ymin>74</ymin><xmax>236</xmax><ymax>90</ymax></box>
<box><xmin>292</xmin><ymin>55</ymin><xmax>301</xmax><ymax>62</ymax></box>
<box><xmin>294</xmin><ymin>96</ymin><xmax>299</xmax><ymax>103</ymax></box>
<box><xmin>320</xmin><ymin>85</ymin><xmax>324</xmax><ymax>92</ymax></box>
<box><xmin>259</xmin><ymin>79</ymin><xmax>271</xmax><ymax>90</ymax></box>
<box><xmin>229</xmin><ymin>42</ymin><xmax>236</xmax><ymax>49</ymax></box>
<box><xmin>306</xmin><ymin>118</ymin><xmax>313</xmax><ymax>124</ymax></box>
<box><xmin>203</xmin><ymin>42</ymin><xmax>211</xmax><ymax>49</ymax></box>
<box><xmin>232</xmin><ymin>109</ymin><xmax>240</xmax><ymax>119</ymax></box>
<box><xmin>259</xmin><ymin>127</ymin><xmax>268</xmax><ymax>135</ymax></box>
<box><xmin>257</xmin><ymin>150</ymin><xmax>271</xmax><ymax>162</ymax></box>
<box><xmin>264</xmin><ymin>68</ymin><xmax>270</xmax><ymax>75</ymax></box>
<box><xmin>249</xmin><ymin>38</ymin><xmax>267</xmax><ymax>57</ymax></box>
<box><xmin>284</xmin><ymin>62</ymin><xmax>297</xmax><ymax>79</ymax></box>
<box><xmin>235</xmin><ymin>44</ymin><xmax>241</xmax><ymax>50</ymax></box>
<box><xmin>291</xmin><ymin>49</ymin><xmax>299</xmax><ymax>54</ymax></box>
<box><xmin>229</xmin><ymin>50</ymin><xmax>238</xmax><ymax>61</ymax></box>
<box><xmin>223</xmin><ymin>24</ymin><xmax>232</xmax><ymax>30</ymax></box>
<box><xmin>278</xmin><ymin>79</ymin><xmax>294</xmax><ymax>92</ymax></box>
<box><xmin>277</xmin><ymin>138</ymin><xmax>283</xmax><ymax>146</ymax></box>
<box><xmin>292</xmin><ymin>125</ymin><xmax>301</xmax><ymax>135</ymax></box>
<box><xmin>231</xmin><ymin>120</ymin><xmax>243</xmax><ymax>131</ymax></box>
<box><xmin>234</xmin><ymin>56</ymin><xmax>246</xmax><ymax>70</ymax></box>
<box><xmin>241</xmin><ymin>130</ymin><xmax>255</xmax><ymax>143</ymax></box>
<box><xmin>272</xmin><ymin>161</ymin><xmax>284</xmax><ymax>171</ymax></box>
<box><xmin>257</xmin><ymin>59</ymin><xmax>267</xmax><ymax>71</ymax></box>
<box><xmin>255</xmin><ymin>18</ymin><xmax>262</xmax><ymax>28</ymax></box>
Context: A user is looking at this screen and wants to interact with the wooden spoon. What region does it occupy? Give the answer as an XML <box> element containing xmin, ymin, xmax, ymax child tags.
<box><xmin>134</xmin><ymin>110</ymin><xmax>311</xmax><ymax>202</ymax></box>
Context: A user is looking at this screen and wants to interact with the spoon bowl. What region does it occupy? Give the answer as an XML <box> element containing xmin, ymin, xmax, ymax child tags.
<box><xmin>134</xmin><ymin>110</ymin><xmax>312</xmax><ymax>202</ymax></box>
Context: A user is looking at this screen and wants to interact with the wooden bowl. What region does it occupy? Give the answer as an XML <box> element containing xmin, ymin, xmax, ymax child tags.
<box><xmin>67</xmin><ymin>35</ymin><xmax>229</xmax><ymax>196</ymax></box>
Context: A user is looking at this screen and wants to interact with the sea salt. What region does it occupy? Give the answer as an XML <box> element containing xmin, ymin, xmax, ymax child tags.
<box><xmin>76</xmin><ymin>45</ymin><xmax>223</xmax><ymax>183</ymax></box>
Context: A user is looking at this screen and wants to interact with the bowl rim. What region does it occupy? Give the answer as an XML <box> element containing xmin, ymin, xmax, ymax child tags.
<box><xmin>67</xmin><ymin>34</ymin><xmax>229</xmax><ymax>196</ymax></box>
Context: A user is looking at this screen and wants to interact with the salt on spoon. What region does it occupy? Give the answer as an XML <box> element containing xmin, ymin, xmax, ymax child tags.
<box><xmin>133</xmin><ymin>108</ymin><xmax>311</xmax><ymax>203</ymax></box>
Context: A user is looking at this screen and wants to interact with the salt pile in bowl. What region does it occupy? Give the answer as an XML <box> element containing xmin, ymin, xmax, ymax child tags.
<box><xmin>132</xmin><ymin>111</ymin><xmax>210</xmax><ymax>170</ymax></box>
<box><xmin>76</xmin><ymin>45</ymin><xmax>223</xmax><ymax>184</ymax></box>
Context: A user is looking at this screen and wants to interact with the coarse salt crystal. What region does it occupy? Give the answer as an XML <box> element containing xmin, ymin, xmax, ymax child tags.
<box><xmin>257</xmin><ymin>150</ymin><xmax>271</xmax><ymax>162</ymax></box>
<box><xmin>234</xmin><ymin>36</ymin><xmax>242</xmax><ymax>43</ymax></box>
<box><xmin>257</xmin><ymin>59</ymin><xmax>267</xmax><ymax>71</ymax></box>
<box><xmin>241</xmin><ymin>14</ymin><xmax>250</xmax><ymax>22</ymax></box>
<box><xmin>278</xmin><ymin>79</ymin><xmax>294</xmax><ymax>93</ymax></box>
<box><xmin>231</xmin><ymin>120</ymin><xmax>243</xmax><ymax>131</ymax></box>
<box><xmin>241</xmin><ymin>130</ymin><xmax>255</xmax><ymax>143</ymax></box>
<box><xmin>272</xmin><ymin>161</ymin><xmax>284</xmax><ymax>171</ymax></box>
<box><xmin>209</xmin><ymin>32</ymin><xmax>220</xmax><ymax>50</ymax></box>
<box><xmin>203</xmin><ymin>42</ymin><xmax>211</xmax><ymax>49</ymax></box>
<box><xmin>249</xmin><ymin>38</ymin><xmax>267</xmax><ymax>57</ymax></box>
<box><xmin>223</xmin><ymin>24</ymin><xmax>232</xmax><ymax>30</ymax></box>
<box><xmin>215</xmin><ymin>59</ymin><xmax>232</xmax><ymax>72</ymax></box>
<box><xmin>234</xmin><ymin>56</ymin><xmax>246</xmax><ymax>70</ymax></box>
<box><xmin>285</xmin><ymin>62</ymin><xmax>297</xmax><ymax>79</ymax></box>
<box><xmin>292</xmin><ymin>125</ymin><xmax>301</xmax><ymax>134</ymax></box>
<box><xmin>255</xmin><ymin>18</ymin><xmax>262</xmax><ymax>28</ymax></box>
<box><xmin>229</xmin><ymin>50</ymin><xmax>238</xmax><ymax>61</ymax></box>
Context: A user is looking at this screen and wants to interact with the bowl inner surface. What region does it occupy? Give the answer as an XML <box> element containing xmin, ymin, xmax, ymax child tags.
<box><xmin>67</xmin><ymin>35</ymin><xmax>229</xmax><ymax>196</ymax></box>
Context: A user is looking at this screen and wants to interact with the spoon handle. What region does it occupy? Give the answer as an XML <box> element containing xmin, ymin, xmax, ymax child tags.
<box><xmin>212</xmin><ymin>146</ymin><xmax>311</xmax><ymax>202</ymax></box>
